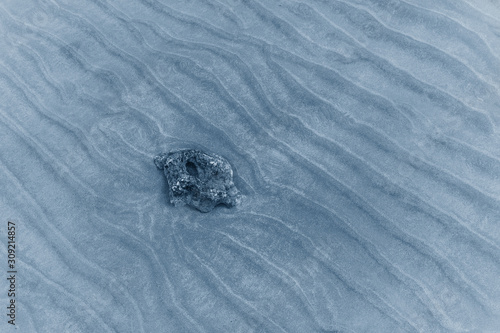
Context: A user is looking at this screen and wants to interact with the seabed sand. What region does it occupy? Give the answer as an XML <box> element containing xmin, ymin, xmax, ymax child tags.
<box><xmin>0</xmin><ymin>0</ymin><xmax>500</xmax><ymax>332</ymax></box>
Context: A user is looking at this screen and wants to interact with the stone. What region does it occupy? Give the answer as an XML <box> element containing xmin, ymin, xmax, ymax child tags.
<box><xmin>154</xmin><ymin>149</ymin><xmax>241</xmax><ymax>212</ymax></box>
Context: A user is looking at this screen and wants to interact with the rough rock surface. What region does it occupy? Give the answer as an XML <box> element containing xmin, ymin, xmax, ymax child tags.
<box><xmin>154</xmin><ymin>149</ymin><xmax>240</xmax><ymax>212</ymax></box>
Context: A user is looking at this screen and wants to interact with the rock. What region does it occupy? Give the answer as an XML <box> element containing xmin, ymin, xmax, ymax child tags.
<box><xmin>154</xmin><ymin>149</ymin><xmax>241</xmax><ymax>212</ymax></box>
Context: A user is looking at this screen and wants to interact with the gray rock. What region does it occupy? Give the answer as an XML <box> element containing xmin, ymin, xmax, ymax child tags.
<box><xmin>154</xmin><ymin>149</ymin><xmax>241</xmax><ymax>212</ymax></box>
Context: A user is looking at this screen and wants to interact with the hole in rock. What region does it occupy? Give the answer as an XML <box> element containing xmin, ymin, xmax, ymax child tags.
<box><xmin>185</xmin><ymin>160</ymin><xmax>199</xmax><ymax>177</ymax></box>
